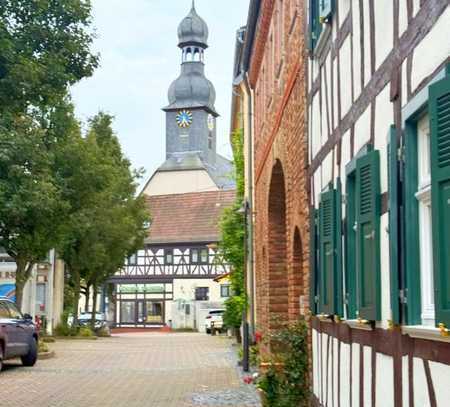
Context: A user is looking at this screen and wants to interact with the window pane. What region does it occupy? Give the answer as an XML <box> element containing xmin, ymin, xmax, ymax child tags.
<box><xmin>0</xmin><ymin>302</ymin><xmax>10</xmax><ymax>318</ymax></box>
<box><xmin>221</xmin><ymin>285</ymin><xmax>231</xmax><ymax>298</ymax></box>
<box><xmin>36</xmin><ymin>283</ymin><xmax>46</xmax><ymax>313</ymax></box>
<box><xmin>191</xmin><ymin>249</ymin><xmax>199</xmax><ymax>263</ymax></box>
<box><xmin>5</xmin><ymin>301</ymin><xmax>22</xmax><ymax>319</ymax></box>
<box><xmin>120</xmin><ymin>301</ymin><xmax>135</xmax><ymax>323</ymax></box>
<box><xmin>200</xmin><ymin>249</ymin><xmax>208</xmax><ymax>263</ymax></box>
<box><xmin>195</xmin><ymin>287</ymin><xmax>209</xmax><ymax>301</ymax></box>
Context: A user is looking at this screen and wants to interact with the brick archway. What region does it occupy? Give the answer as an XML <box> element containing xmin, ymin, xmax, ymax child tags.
<box><xmin>267</xmin><ymin>160</ymin><xmax>288</xmax><ymax>329</ymax></box>
<box><xmin>289</xmin><ymin>227</ymin><xmax>304</xmax><ymax>319</ymax></box>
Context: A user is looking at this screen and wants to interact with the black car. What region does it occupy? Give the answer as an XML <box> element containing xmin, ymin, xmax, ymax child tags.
<box><xmin>0</xmin><ymin>297</ymin><xmax>38</xmax><ymax>371</ymax></box>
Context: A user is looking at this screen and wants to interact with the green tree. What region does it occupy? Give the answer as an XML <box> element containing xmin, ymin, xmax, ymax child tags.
<box><xmin>0</xmin><ymin>0</ymin><xmax>98</xmax><ymax>114</ymax></box>
<box><xmin>0</xmin><ymin>0</ymin><xmax>98</xmax><ymax>309</ymax></box>
<box><xmin>57</xmin><ymin>113</ymin><xmax>149</xmax><ymax>327</ymax></box>
<box><xmin>218</xmin><ymin>128</ymin><xmax>246</xmax><ymax>334</ymax></box>
<box><xmin>0</xmin><ymin>102</ymin><xmax>77</xmax><ymax>307</ymax></box>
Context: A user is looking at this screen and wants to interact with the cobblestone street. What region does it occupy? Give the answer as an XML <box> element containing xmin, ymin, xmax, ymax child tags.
<box><xmin>0</xmin><ymin>333</ymin><xmax>261</xmax><ymax>407</ymax></box>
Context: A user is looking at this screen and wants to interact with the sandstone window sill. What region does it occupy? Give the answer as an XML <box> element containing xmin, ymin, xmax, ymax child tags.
<box><xmin>402</xmin><ymin>325</ymin><xmax>450</xmax><ymax>343</ymax></box>
<box><xmin>344</xmin><ymin>319</ymin><xmax>374</xmax><ymax>331</ymax></box>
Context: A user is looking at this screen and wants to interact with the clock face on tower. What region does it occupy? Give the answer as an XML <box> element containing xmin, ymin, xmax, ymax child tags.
<box><xmin>176</xmin><ymin>110</ymin><xmax>193</xmax><ymax>128</ymax></box>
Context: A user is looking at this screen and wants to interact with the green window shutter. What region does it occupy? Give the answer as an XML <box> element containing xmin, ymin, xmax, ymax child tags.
<box><xmin>319</xmin><ymin>189</ymin><xmax>336</xmax><ymax>315</ymax></box>
<box><xmin>429</xmin><ymin>74</ymin><xmax>450</xmax><ymax>328</ymax></box>
<box><xmin>356</xmin><ymin>150</ymin><xmax>381</xmax><ymax>321</ymax></box>
<box><xmin>388</xmin><ymin>126</ymin><xmax>401</xmax><ymax>324</ymax></box>
<box><xmin>345</xmin><ymin>174</ymin><xmax>357</xmax><ymax>319</ymax></box>
<box><xmin>309</xmin><ymin>207</ymin><xmax>318</xmax><ymax>314</ymax></box>
<box><xmin>309</xmin><ymin>0</ymin><xmax>323</xmax><ymax>51</ymax></box>
<box><xmin>404</xmin><ymin>121</ymin><xmax>421</xmax><ymax>325</ymax></box>
<box><xmin>334</xmin><ymin>179</ymin><xmax>344</xmax><ymax>317</ymax></box>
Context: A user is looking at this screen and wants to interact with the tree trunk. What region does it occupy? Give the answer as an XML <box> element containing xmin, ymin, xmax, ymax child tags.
<box><xmin>14</xmin><ymin>259</ymin><xmax>35</xmax><ymax>311</ymax></box>
<box><xmin>72</xmin><ymin>269</ymin><xmax>81</xmax><ymax>327</ymax></box>
<box><xmin>90</xmin><ymin>284</ymin><xmax>98</xmax><ymax>332</ymax></box>
<box><xmin>84</xmin><ymin>283</ymin><xmax>91</xmax><ymax>312</ymax></box>
<box><xmin>235</xmin><ymin>326</ymin><xmax>242</xmax><ymax>344</ymax></box>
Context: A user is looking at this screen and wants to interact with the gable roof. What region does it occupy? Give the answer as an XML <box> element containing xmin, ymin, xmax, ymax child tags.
<box><xmin>145</xmin><ymin>190</ymin><xmax>236</xmax><ymax>245</ymax></box>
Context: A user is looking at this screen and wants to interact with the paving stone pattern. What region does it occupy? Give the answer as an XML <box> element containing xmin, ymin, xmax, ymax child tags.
<box><xmin>0</xmin><ymin>333</ymin><xmax>261</xmax><ymax>407</ymax></box>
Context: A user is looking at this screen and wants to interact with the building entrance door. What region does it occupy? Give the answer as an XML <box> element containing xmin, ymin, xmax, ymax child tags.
<box><xmin>137</xmin><ymin>300</ymin><xmax>146</xmax><ymax>324</ymax></box>
<box><xmin>146</xmin><ymin>301</ymin><xmax>164</xmax><ymax>325</ymax></box>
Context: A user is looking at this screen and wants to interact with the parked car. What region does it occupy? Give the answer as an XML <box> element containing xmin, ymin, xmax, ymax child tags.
<box><xmin>205</xmin><ymin>309</ymin><xmax>224</xmax><ymax>334</ymax></box>
<box><xmin>0</xmin><ymin>297</ymin><xmax>38</xmax><ymax>372</ymax></box>
<box><xmin>68</xmin><ymin>312</ymin><xmax>109</xmax><ymax>331</ymax></box>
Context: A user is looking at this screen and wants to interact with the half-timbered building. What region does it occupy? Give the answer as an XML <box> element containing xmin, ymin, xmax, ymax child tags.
<box><xmin>308</xmin><ymin>1</ymin><xmax>450</xmax><ymax>406</ymax></box>
<box><xmin>107</xmin><ymin>2</ymin><xmax>235</xmax><ymax>329</ymax></box>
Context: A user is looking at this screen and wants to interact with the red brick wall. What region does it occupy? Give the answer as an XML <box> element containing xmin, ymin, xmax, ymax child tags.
<box><xmin>250</xmin><ymin>0</ymin><xmax>309</xmax><ymax>341</ymax></box>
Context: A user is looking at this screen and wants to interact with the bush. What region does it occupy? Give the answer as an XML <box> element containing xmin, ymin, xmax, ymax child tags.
<box><xmin>37</xmin><ymin>339</ymin><xmax>49</xmax><ymax>353</ymax></box>
<box><xmin>256</xmin><ymin>319</ymin><xmax>310</xmax><ymax>407</ymax></box>
<box><xmin>54</xmin><ymin>322</ymin><xmax>77</xmax><ymax>337</ymax></box>
<box><xmin>79</xmin><ymin>326</ymin><xmax>93</xmax><ymax>337</ymax></box>
<box><xmin>96</xmin><ymin>327</ymin><xmax>111</xmax><ymax>337</ymax></box>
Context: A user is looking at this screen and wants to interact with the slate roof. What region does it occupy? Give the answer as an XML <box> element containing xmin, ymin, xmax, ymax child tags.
<box><xmin>145</xmin><ymin>190</ymin><xmax>236</xmax><ymax>245</ymax></box>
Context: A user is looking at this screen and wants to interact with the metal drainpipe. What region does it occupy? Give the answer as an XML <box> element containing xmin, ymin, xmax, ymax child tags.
<box><xmin>243</xmin><ymin>74</ymin><xmax>256</xmax><ymax>340</ymax></box>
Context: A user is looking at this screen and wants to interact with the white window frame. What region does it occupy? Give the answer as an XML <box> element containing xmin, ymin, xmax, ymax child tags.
<box><xmin>414</xmin><ymin>114</ymin><xmax>435</xmax><ymax>326</ymax></box>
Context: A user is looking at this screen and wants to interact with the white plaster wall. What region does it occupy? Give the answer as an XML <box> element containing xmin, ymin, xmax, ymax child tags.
<box><xmin>402</xmin><ymin>60</ymin><xmax>408</xmax><ymax>107</ymax></box>
<box><xmin>172</xmin><ymin>279</ymin><xmax>226</xmax><ymax>303</ymax></box>
<box><xmin>339</xmin><ymin>0</ymin><xmax>351</xmax><ymax>28</ymax></box>
<box><xmin>413</xmin><ymin>357</ymin><xmax>431</xmax><ymax>407</ymax></box>
<box><xmin>354</xmin><ymin>105</ymin><xmax>371</xmax><ymax>154</ymax></box>
<box><xmin>312</xmin><ymin>94</ymin><xmax>321</xmax><ymax>157</ymax></box>
<box><xmin>430</xmin><ymin>361</ymin><xmax>450</xmax><ymax>406</ymax></box>
<box><xmin>321</xmin><ymin>333</ymin><xmax>329</xmax><ymax>405</ymax></box>
<box><xmin>333</xmin><ymin>57</ymin><xmax>339</xmax><ymax>126</ymax></box>
<box><xmin>363</xmin><ymin>1</ymin><xmax>371</xmax><ymax>87</ymax></box>
<box><xmin>313</xmin><ymin>329</ymin><xmax>320</xmax><ymax>397</ymax></box>
<box><xmin>364</xmin><ymin>346</ymin><xmax>372</xmax><ymax>407</ymax></box>
<box><xmin>352</xmin><ymin>0</ymin><xmax>362</xmax><ymax>100</ymax></box>
<box><xmin>374</xmin><ymin>84</ymin><xmax>392</xmax><ymax>194</ymax></box>
<box><xmin>411</xmin><ymin>8</ymin><xmax>450</xmax><ymax>93</ymax></box>
<box><xmin>325</xmin><ymin>53</ymin><xmax>332</xmax><ymax>132</ymax></box>
<box><xmin>333</xmin><ymin>338</ymin><xmax>339</xmax><ymax>407</ymax></box>
<box><xmin>321</xmin><ymin>73</ymin><xmax>328</xmax><ymax>144</ymax></box>
<box><xmin>352</xmin><ymin>343</ymin><xmax>360</xmax><ymax>407</ymax></box>
<box><xmin>314</xmin><ymin>169</ymin><xmax>321</xmax><ymax>206</ymax></box>
<box><xmin>399</xmin><ymin>1</ymin><xmax>408</xmax><ymax>37</ymax></box>
<box><xmin>374</xmin><ymin>0</ymin><xmax>393</xmax><ymax>70</ymax></box>
<box><xmin>402</xmin><ymin>356</ymin><xmax>409</xmax><ymax>407</ymax></box>
<box><xmin>380</xmin><ymin>214</ymin><xmax>391</xmax><ymax>326</ymax></box>
<box><xmin>340</xmin><ymin>343</ymin><xmax>351</xmax><ymax>407</ymax></box>
<box><xmin>143</xmin><ymin>169</ymin><xmax>218</xmax><ymax>196</ymax></box>
<box><xmin>340</xmin><ymin>131</ymin><xmax>351</xmax><ymax>190</ymax></box>
<box><xmin>340</xmin><ymin>37</ymin><xmax>353</xmax><ymax>118</ymax></box>
<box><xmin>376</xmin><ymin>353</ymin><xmax>394</xmax><ymax>407</ymax></box>
<box><xmin>322</xmin><ymin>151</ymin><xmax>333</xmax><ymax>188</ymax></box>
<box><xmin>413</xmin><ymin>0</ymin><xmax>421</xmax><ymax>18</ymax></box>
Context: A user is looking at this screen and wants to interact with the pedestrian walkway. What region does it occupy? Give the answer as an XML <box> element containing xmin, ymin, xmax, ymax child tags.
<box><xmin>0</xmin><ymin>332</ymin><xmax>261</xmax><ymax>407</ymax></box>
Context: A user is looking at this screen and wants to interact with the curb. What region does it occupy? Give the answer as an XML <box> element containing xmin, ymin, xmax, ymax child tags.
<box><xmin>38</xmin><ymin>351</ymin><xmax>55</xmax><ymax>360</ymax></box>
<box><xmin>53</xmin><ymin>336</ymin><xmax>98</xmax><ymax>340</ymax></box>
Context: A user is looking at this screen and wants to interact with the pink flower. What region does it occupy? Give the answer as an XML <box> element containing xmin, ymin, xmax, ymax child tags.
<box><xmin>243</xmin><ymin>376</ymin><xmax>254</xmax><ymax>384</ymax></box>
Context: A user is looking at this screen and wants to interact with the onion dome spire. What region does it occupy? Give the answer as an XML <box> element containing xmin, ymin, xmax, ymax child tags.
<box><xmin>177</xmin><ymin>0</ymin><xmax>209</xmax><ymax>49</ymax></box>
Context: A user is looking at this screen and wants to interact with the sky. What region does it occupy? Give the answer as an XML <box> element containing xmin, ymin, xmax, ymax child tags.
<box><xmin>71</xmin><ymin>0</ymin><xmax>250</xmax><ymax>186</ymax></box>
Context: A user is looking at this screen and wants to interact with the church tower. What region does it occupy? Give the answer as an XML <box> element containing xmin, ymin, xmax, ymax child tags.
<box><xmin>143</xmin><ymin>2</ymin><xmax>234</xmax><ymax>196</ymax></box>
<box><xmin>163</xmin><ymin>1</ymin><xmax>218</xmax><ymax>165</ymax></box>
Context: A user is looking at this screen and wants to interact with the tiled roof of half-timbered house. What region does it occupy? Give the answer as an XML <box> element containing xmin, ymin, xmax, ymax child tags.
<box><xmin>145</xmin><ymin>190</ymin><xmax>235</xmax><ymax>245</ymax></box>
